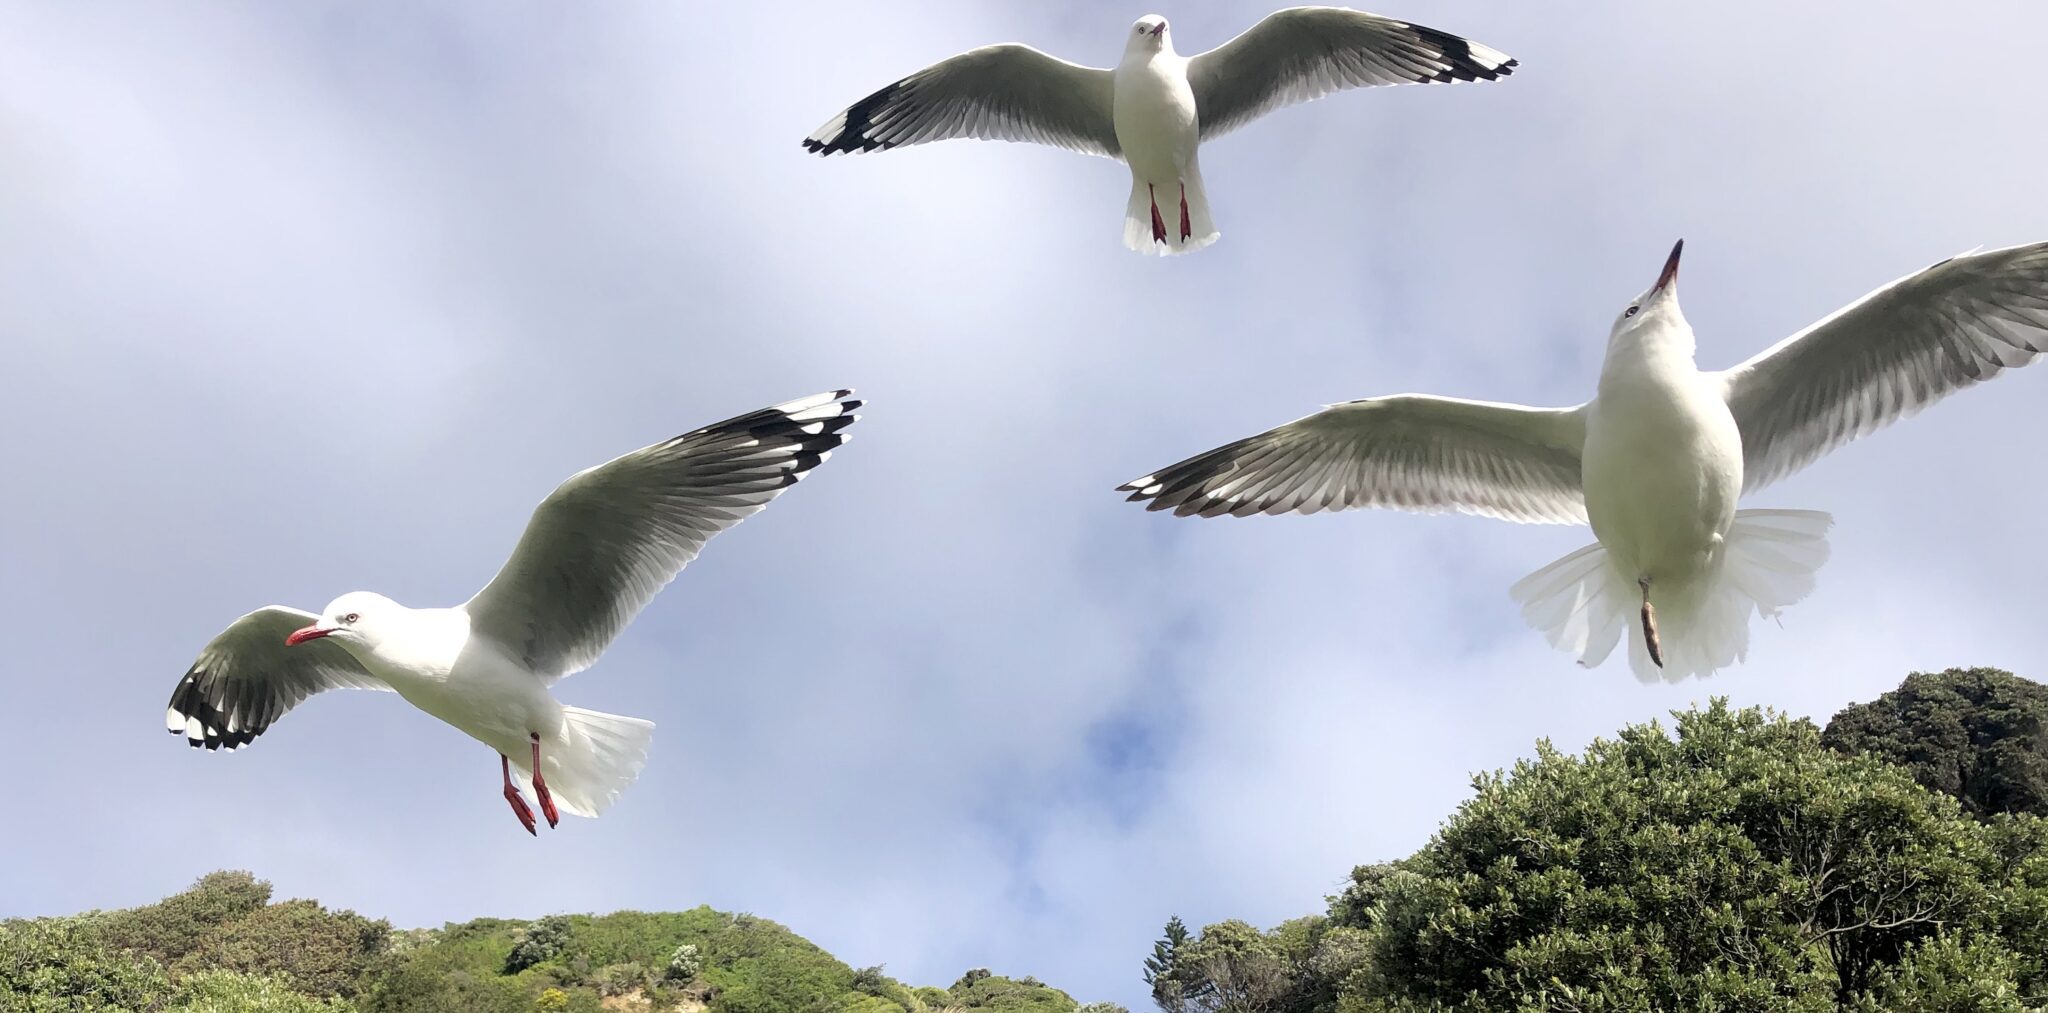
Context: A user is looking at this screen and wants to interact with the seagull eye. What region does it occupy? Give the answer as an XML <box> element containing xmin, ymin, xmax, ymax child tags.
<box><xmin>1624</xmin><ymin>306</ymin><xmax>1639</xmax><ymax>318</ymax></box>
<box><xmin>343</xmin><ymin>613</ymin><xmax>359</xmax><ymax>624</ymax></box>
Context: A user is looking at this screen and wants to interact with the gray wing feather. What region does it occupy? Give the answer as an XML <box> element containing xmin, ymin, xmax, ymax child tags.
<box><xmin>166</xmin><ymin>606</ymin><xmax>386</xmax><ymax>751</ymax></box>
<box><xmin>1188</xmin><ymin>6</ymin><xmax>1516</xmax><ymax>141</ymax></box>
<box><xmin>463</xmin><ymin>391</ymin><xmax>860</xmax><ymax>680</ymax></box>
<box><xmin>804</xmin><ymin>45</ymin><xmax>1118</xmax><ymax>158</ymax></box>
<box><xmin>1719</xmin><ymin>242</ymin><xmax>2048</xmax><ymax>492</ymax></box>
<box><xmin>1119</xmin><ymin>394</ymin><xmax>1586</xmax><ymax>524</ymax></box>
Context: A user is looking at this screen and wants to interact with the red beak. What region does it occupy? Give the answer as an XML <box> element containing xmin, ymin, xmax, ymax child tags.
<box><xmin>1654</xmin><ymin>239</ymin><xmax>1683</xmax><ymax>293</ymax></box>
<box><xmin>1150</xmin><ymin>22</ymin><xmax>1165</xmax><ymax>36</ymax></box>
<box><xmin>285</xmin><ymin>625</ymin><xmax>333</xmax><ymax>646</ymax></box>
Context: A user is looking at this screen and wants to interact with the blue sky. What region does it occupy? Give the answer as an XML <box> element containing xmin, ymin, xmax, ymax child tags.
<box><xmin>6</xmin><ymin>1</ymin><xmax>2048</xmax><ymax>1008</ymax></box>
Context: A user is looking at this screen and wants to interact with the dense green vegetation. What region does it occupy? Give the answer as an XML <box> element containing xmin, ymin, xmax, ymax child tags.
<box><xmin>1</xmin><ymin>872</ymin><xmax>1112</xmax><ymax>1012</ymax></box>
<box><xmin>1822</xmin><ymin>666</ymin><xmax>2048</xmax><ymax>819</ymax></box>
<box><xmin>1143</xmin><ymin>670</ymin><xmax>2048</xmax><ymax>1012</ymax></box>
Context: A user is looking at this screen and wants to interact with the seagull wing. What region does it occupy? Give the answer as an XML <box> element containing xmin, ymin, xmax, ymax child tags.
<box><xmin>1119</xmin><ymin>394</ymin><xmax>1587</xmax><ymax>523</ymax></box>
<box><xmin>804</xmin><ymin>44</ymin><xmax>1118</xmax><ymax>158</ymax></box>
<box><xmin>1718</xmin><ymin>242</ymin><xmax>2048</xmax><ymax>492</ymax></box>
<box><xmin>463</xmin><ymin>391</ymin><xmax>860</xmax><ymax>681</ymax></box>
<box><xmin>1187</xmin><ymin>6</ymin><xmax>1516</xmax><ymax>141</ymax></box>
<box><xmin>166</xmin><ymin>606</ymin><xmax>388</xmax><ymax>751</ymax></box>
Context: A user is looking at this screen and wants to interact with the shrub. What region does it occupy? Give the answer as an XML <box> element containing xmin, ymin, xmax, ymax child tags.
<box><xmin>504</xmin><ymin>915</ymin><xmax>572</xmax><ymax>974</ymax></box>
<box><xmin>178</xmin><ymin>897</ymin><xmax>389</xmax><ymax>998</ymax></box>
<box><xmin>0</xmin><ymin>915</ymin><xmax>172</xmax><ymax>1010</ymax></box>
<box><xmin>666</xmin><ymin>941</ymin><xmax>702</xmax><ymax>982</ymax></box>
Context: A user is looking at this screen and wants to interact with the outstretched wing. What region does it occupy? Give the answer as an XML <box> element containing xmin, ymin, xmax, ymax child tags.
<box><xmin>804</xmin><ymin>44</ymin><xmax>1119</xmax><ymax>157</ymax></box>
<box><xmin>463</xmin><ymin>391</ymin><xmax>860</xmax><ymax>680</ymax></box>
<box><xmin>1718</xmin><ymin>242</ymin><xmax>2048</xmax><ymax>492</ymax></box>
<box><xmin>1188</xmin><ymin>6</ymin><xmax>1516</xmax><ymax>141</ymax></box>
<box><xmin>166</xmin><ymin>606</ymin><xmax>388</xmax><ymax>751</ymax></box>
<box><xmin>1119</xmin><ymin>394</ymin><xmax>1586</xmax><ymax>523</ymax></box>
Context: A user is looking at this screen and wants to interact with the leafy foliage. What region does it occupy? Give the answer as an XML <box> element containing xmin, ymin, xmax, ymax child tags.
<box><xmin>1146</xmin><ymin>696</ymin><xmax>2048</xmax><ymax>1012</ymax></box>
<box><xmin>0</xmin><ymin>914</ymin><xmax>171</xmax><ymax>1010</ymax></box>
<box><xmin>177</xmin><ymin>898</ymin><xmax>389</xmax><ymax>998</ymax></box>
<box><xmin>97</xmin><ymin>870</ymin><xmax>274</xmax><ymax>965</ymax></box>
<box><xmin>1</xmin><ymin>879</ymin><xmax>1102</xmax><ymax>1012</ymax></box>
<box><xmin>1823</xmin><ymin>666</ymin><xmax>2048</xmax><ymax>818</ymax></box>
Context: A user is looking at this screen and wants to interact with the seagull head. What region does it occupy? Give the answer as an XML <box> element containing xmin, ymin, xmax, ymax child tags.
<box><xmin>286</xmin><ymin>591</ymin><xmax>398</xmax><ymax>648</ymax></box>
<box><xmin>1611</xmin><ymin>239</ymin><xmax>1688</xmax><ymax>337</ymax></box>
<box><xmin>1129</xmin><ymin>15</ymin><xmax>1169</xmax><ymax>50</ymax></box>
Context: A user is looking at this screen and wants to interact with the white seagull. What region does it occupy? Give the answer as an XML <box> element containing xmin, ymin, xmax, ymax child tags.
<box><xmin>165</xmin><ymin>391</ymin><xmax>860</xmax><ymax>834</ymax></box>
<box><xmin>1120</xmin><ymin>241</ymin><xmax>2048</xmax><ymax>680</ymax></box>
<box><xmin>803</xmin><ymin>7</ymin><xmax>1515</xmax><ymax>255</ymax></box>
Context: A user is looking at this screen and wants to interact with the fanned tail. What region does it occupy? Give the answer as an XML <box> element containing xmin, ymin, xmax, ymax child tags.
<box><xmin>514</xmin><ymin>706</ymin><xmax>654</xmax><ymax>818</ymax></box>
<box><xmin>1123</xmin><ymin>166</ymin><xmax>1218</xmax><ymax>256</ymax></box>
<box><xmin>1509</xmin><ymin>509</ymin><xmax>1832</xmax><ymax>682</ymax></box>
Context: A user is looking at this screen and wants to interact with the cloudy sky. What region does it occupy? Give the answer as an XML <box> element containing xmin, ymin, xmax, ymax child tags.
<box><xmin>6</xmin><ymin>1</ymin><xmax>2048</xmax><ymax>1007</ymax></box>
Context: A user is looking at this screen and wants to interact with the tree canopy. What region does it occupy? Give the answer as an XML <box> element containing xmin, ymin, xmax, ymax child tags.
<box><xmin>1145</xmin><ymin>698</ymin><xmax>2048</xmax><ymax>1012</ymax></box>
<box><xmin>1823</xmin><ymin>666</ymin><xmax>2048</xmax><ymax>819</ymax></box>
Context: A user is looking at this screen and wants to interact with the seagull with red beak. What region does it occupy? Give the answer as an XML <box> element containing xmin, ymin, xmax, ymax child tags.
<box><xmin>1122</xmin><ymin>240</ymin><xmax>2048</xmax><ymax>680</ymax></box>
<box><xmin>165</xmin><ymin>391</ymin><xmax>860</xmax><ymax>834</ymax></box>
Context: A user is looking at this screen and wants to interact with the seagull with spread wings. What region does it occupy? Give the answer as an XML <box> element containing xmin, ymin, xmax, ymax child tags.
<box><xmin>165</xmin><ymin>391</ymin><xmax>860</xmax><ymax>833</ymax></box>
<box><xmin>804</xmin><ymin>7</ymin><xmax>1515</xmax><ymax>255</ymax></box>
<box><xmin>1121</xmin><ymin>242</ymin><xmax>2048</xmax><ymax>680</ymax></box>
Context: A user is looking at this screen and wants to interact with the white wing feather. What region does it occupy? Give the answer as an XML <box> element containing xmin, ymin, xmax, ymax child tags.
<box><xmin>805</xmin><ymin>45</ymin><xmax>1118</xmax><ymax>158</ymax></box>
<box><xmin>1187</xmin><ymin>6</ymin><xmax>1516</xmax><ymax>141</ymax></box>
<box><xmin>1719</xmin><ymin>242</ymin><xmax>2048</xmax><ymax>491</ymax></box>
<box><xmin>1120</xmin><ymin>394</ymin><xmax>1587</xmax><ymax>524</ymax></box>
<box><xmin>463</xmin><ymin>391</ymin><xmax>859</xmax><ymax>681</ymax></box>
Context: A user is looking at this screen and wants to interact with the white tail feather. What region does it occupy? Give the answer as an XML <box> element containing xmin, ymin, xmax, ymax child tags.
<box><xmin>1509</xmin><ymin>509</ymin><xmax>1832</xmax><ymax>682</ymax></box>
<box><xmin>1123</xmin><ymin>166</ymin><xmax>1218</xmax><ymax>256</ymax></box>
<box><xmin>515</xmin><ymin>706</ymin><xmax>654</xmax><ymax>818</ymax></box>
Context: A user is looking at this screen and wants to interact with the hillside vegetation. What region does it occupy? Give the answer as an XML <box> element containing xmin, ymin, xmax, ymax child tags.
<box><xmin>1138</xmin><ymin>669</ymin><xmax>2048</xmax><ymax>1012</ymax></box>
<box><xmin>1</xmin><ymin>873</ymin><xmax>1116</xmax><ymax>1013</ymax></box>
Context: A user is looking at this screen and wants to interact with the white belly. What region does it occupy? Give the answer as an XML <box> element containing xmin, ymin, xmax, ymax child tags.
<box><xmin>372</xmin><ymin>644</ymin><xmax>566</xmax><ymax>758</ymax></box>
<box><xmin>1113</xmin><ymin>59</ymin><xmax>1198</xmax><ymax>179</ymax></box>
<box><xmin>1582</xmin><ymin>377</ymin><xmax>1744</xmax><ymax>585</ymax></box>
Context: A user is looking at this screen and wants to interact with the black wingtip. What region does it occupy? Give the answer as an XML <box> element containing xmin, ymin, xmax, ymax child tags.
<box><xmin>805</xmin><ymin>79</ymin><xmax>912</xmax><ymax>156</ymax></box>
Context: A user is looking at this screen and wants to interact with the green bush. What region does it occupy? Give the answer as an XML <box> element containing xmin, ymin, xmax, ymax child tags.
<box><xmin>0</xmin><ymin>915</ymin><xmax>172</xmax><ymax>1010</ymax></box>
<box><xmin>503</xmin><ymin>915</ymin><xmax>572</xmax><ymax>975</ymax></box>
<box><xmin>167</xmin><ymin>968</ymin><xmax>356</xmax><ymax>1012</ymax></box>
<box><xmin>1824</xmin><ymin>667</ymin><xmax>2048</xmax><ymax>818</ymax></box>
<box><xmin>178</xmin><ymin>898</ymin><xmax>389</xmax><ymax>998</ymax></box>
<box><xmin>98</xmin><ymin>870</ymin><xmax>273</xmax><ymax>964</ymax></box>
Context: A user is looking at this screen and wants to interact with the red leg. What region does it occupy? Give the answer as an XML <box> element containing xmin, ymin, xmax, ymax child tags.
<box><xmin>1178</xmin><ymin>182</ymin><xmax>1192</xmax><ymax>241</ymax></box>
<box><xmin>502</xmin><ymin>754</ymin><xmax>537</xmax><ymax>836</ymax></box>
<box><xmin>530</xmin><ymin>734</ymin><xmax>560</xmax><ymax>829</ymax></box>
<box><xmin>1148</xmin><ymin>184</ymin><xmax>1167</xmax><ymax>243</ymax></box>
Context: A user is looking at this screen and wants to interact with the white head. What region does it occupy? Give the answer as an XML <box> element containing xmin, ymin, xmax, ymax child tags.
<box><xmin>285</xmin><ymin>591</ymin><xmax>402</xmax><ymax>651</ymax></box>
<box><xmin>1609</xmin><ymin>239</ymin><xmax>1690</xmax><ymax>345</ymax></box>
<box><xmin>1127</xmin><ymin>15</ymin><xmax>1169</xmax><ymax>53</ymax></box>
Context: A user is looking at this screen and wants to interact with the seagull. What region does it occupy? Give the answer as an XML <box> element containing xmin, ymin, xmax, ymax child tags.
<box><xmin>1119</xmin><ymin>241</ymin><xmax>2048</xmax><ymax>680</ymax></box>
<box><xmin>165</xmin><ymin>391</ymin><xmax>860</xmax><ymax>834</ymax></box>
<box><xmin>803</xmin><ymin>7</ymin><xmax>1515</xmax><ymax>256</ymax></box>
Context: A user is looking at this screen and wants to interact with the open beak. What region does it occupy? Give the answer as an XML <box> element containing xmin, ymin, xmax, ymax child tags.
<box><xmin>1654</xmin><ymin>239</ymin><xmax>1683</xmax><ymax>293</ymax></box>
<box><xmin>285</xmin><ymin>625</ymin><xmax>334</xmax><ymax>647</ymax></box>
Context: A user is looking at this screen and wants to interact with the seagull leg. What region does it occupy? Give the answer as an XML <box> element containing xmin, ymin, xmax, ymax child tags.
<box><xmin>1638</xmin><ymin>576</ymin><xmax>1664</xmax><ymax>669</ymax></box>
<box><xmin>501</xmin><ymin>754</ymin><xmax>537</xmax><ymax>836</ymax></box>
<box><xmin>1178</xmin><ymin>182</ymin><xmax>1192</xmax><ymax>241</ymax></box>
<box><xmin>529</xmin><ymin>733</ymin><xmax>560</xmax><ymax>830</ymax></box>
<box><xmin>1148</xmin><ymin>184</ymin><xmax>1168</xmax><ymax>244</ymax></box>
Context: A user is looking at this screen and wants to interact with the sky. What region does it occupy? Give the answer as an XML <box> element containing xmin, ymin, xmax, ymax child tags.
<box><xmin>5</xmin><ymin>1</ymin><xmax>2048</xmax><ymax>1007</ymax></box>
